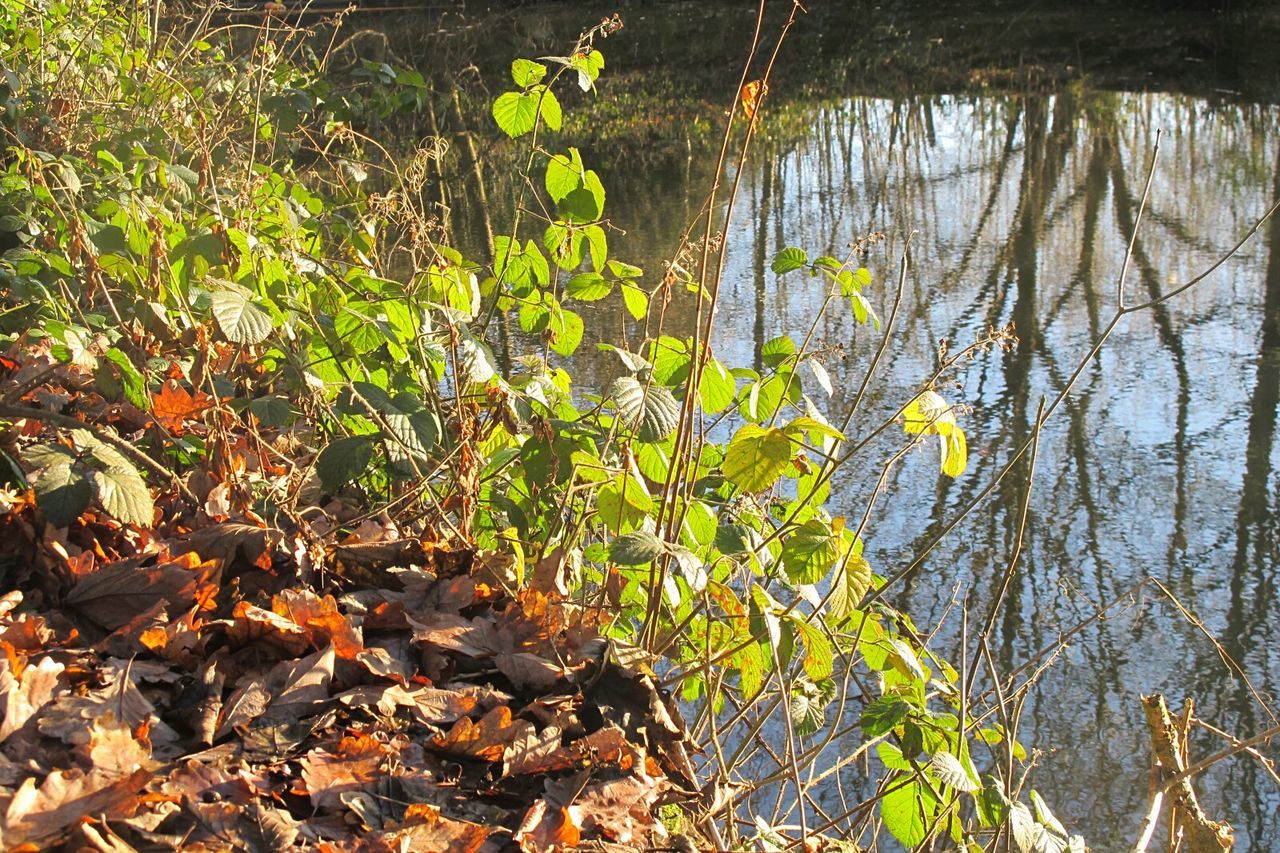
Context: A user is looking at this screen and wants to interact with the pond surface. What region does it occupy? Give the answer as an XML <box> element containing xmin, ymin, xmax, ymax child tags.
<box><xmin>410</xmin><ymin>4</ymin><xmax>1280</xmax><ymax>845</ymax></box>
<box><xmin>594</xmin><ymin>92</ymin><xmax>1280</xmax><ymax>847</ymax></box>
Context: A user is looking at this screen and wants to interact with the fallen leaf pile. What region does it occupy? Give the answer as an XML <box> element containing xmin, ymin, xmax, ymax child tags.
<box><xmin>0</xmin><ymin>350</ymin><xmax>700</xmax><ymax>852</ymax></box>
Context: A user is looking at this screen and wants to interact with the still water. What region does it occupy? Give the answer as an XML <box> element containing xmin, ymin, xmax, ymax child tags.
<box><xmin>584</xmin><ymin>91</ymin><xmax>1280</xmax><ymax>847</ymax></box>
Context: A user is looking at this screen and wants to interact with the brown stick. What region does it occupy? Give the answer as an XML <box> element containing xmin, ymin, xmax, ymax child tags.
<box><xmin>1140</xmin><ymin>694</ymin><xmax>1233</xmax><ymax>852</ymax></box>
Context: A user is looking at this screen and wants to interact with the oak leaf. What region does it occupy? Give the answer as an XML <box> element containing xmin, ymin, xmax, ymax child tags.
<box><xmin>429</xmin><ymin>706</ymin><xmax>535</xmax><ymax>763</ymax></box>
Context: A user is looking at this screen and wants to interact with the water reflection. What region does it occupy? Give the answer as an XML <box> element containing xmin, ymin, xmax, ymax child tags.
<box><xmin>596</xmin><ymin>92</ymin><xmax>1279</xmax><ymax>845</ymax></box>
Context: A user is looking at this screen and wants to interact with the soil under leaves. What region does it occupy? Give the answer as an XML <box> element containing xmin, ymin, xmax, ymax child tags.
<box><xmin>0</xmin><ymin>350</ymin><xmax>700</xmax><ymax>852</ymax></box>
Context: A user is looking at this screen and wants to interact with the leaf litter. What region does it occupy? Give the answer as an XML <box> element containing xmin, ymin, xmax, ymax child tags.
<box><xmin>0</xmin><ymin>351</ymin><xmax>697</xmax><ymax>852</ymax></box>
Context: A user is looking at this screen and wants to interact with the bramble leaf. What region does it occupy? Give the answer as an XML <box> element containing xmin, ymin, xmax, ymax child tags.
<box><xmin>771</xmin><ymin>247</ymin><xmax>808</xmax><ymax>274</ymax></box>
<box><xmin>722</xmin><ymin>424</ymin><xmax>792</xmax><ymax>493</ymax></box>
<box><xmin>210</xmin><ymin>285</ymin><xmax>272</xmax><ymax>344</ymax></box>
<box><xmin>492</xmin><ymin>91</ymin><xmax>538</xmax><ymax>138</ymax></box>
<box><xmin>609</xmin><ymin>530</ymin><xmax>665</xmax><ymax>566</ymax></box>
<box><xmin>611</xmin><ymin>377</ymin><xmax>680</xmax><ymax>443</ymax></box>
<box><xmin>781</xmin><ymin>519</ymin><xmax>842</xmax><ymax>585</ymax></box>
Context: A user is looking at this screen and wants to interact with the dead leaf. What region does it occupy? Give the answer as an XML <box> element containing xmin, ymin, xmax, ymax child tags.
<box><xmin>569</xmin><ymin>774</ymin><xmax>667</xmax><ymax>845</ymax></box>
<box><xmin>216</xmin><ymin>646</ymin><xmax>335</xmax><ymax>737</ymax></box>
<box><xmin>86</xmin><ymin>713</ymin><xmax>151</xmax><ymax>777</ymax></box>
<box><xmin>410</xmin><ymin>613</ymin><xmax>500</xmax><ymax>658</ymax></box>
<box><xmin>0</xmin><ymin>767</ymin><xmax>150</xmax><ymax>849</ymax></box>
<box><xmin>429</xmin><ymin>706</ymin><xmax>535</xmax><ymax>763</ymax></box>
<box><xmin>301</xmin><ymin>733</ymin><xmax>388</xmax><ymax>810</ymax></box>
<box><xmin>65</xmin><ymin>560</ymin><xmax>193</xmax><ymax>631</ymax></box>
<box><xmin>504</xmin><ymin>725</ymin><xmax>563</xmax><ymax>777</ymax></box>
<box><xmin>495</xmin><ymin>652</ymin><xmax>568</xmax><ymax>693</ymax></box>
<box><xmin>227</xmin><ymin>601</ymin><xmax>310</xmax><ymax>657</ymax></box>
<box><xmin>151</xmin><ymin>379</ymin><xmax>214</xmax><ymax>436</ymax></box>
<box><xmin>383</xmin><ymin>803</ymin><xmax>491</xmax><ymax>852</ymax></box>
<box><xmin>184</xmin><ymin>522</ymin><xmax>279</xmax><ymax>567</ymax></box>
<box><xmin>515</xmin><ymin>799</ymin><xmax>582</xmax><ymax>853</ymax></box>
<box><xmin>740</xmin><ymin>79</ymin><xmax>768</xmax><ymax>120</ymax></box>
<box><xmin>0</xmin><ymin>654</ymin><xmax>65</xmax><ymax>742</ymax></box>
<box><xmin>272</xmin><ymin>589</ymin><xmax>362</xmax><ymax>659</ymax></box>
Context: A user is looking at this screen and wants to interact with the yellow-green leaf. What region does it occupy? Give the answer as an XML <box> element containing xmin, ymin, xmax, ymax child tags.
<box><xmin>722</xmin><ymin>424</ymin><xmax>793</xmax><ymax>493</ymax></box>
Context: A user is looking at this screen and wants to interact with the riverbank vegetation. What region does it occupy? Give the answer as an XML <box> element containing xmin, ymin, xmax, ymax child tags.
<box><xmin>0</xmin><ymin>1</ymin><xmax>1274</xmax><ymax>850</ymax></box>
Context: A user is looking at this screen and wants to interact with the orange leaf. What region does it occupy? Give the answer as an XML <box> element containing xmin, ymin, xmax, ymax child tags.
<box><xmin>150</xmin><ymin>379</ymin><xmax>214</xmax><ymax>436</ymax></box>
<box><xmin>273</xmin><ymin>589</ymin><xmax>364</xmax><ymax>660</ymax></box>
<box><xmin>740</xmin><ymin>79</ymin><xmax>768</xmax><ymax>120</ymax></box>
<box><xmin>429</xmin><ymin>706</ymin><xmax>535</xmax><ymax>763</ymax></box>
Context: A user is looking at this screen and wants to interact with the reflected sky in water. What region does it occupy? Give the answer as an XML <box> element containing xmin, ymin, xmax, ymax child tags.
<box><xmin>594</xmin><ymin>91</ymin><xmax>1280</xmax><ymax>846</ymax></box>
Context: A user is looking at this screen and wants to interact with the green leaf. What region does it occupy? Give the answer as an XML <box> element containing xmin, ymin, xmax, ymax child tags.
<box><xmin>101</xmin><ymin>349</ymin><xmax>148</xmax><ymax>409</ymax></box>
<box><xmin>90</xmin><ymin>465</ymin><xmax>153</xmax><ymax>526</ymax></box>
<box><xmin>942</xmin><ymin>426</ymin><xmax>968</xmax><ymax>478</ymax></box>
<box><xmin>545</xmin><ymin>148</ymin><xmax>585</xmax><ymax>202</ymax></box>
<box><xmin>881</xmin><ymin>777</ymin><xmax>937</xmax><ymax>849</ymax></box>
<box><xmin>492</xmin><ymin>91</ymin><xmax>539</xmax><ymax>138</ymax></box>
<box><xmin>459</xmin><ymin>335</ymin><xmax>499</xmax><ymax>385</ymax></box>
<box><xmin>1008</xmin><ymin>802</ymin><xmax>1039</xmax><ymax>852</ymax></box>
<box><xmin>902</xmin><ymin>389</ymin><xmax>956</xmax><ymax>435</ymax></box>
<box><xmin>761</xmin><ymin>335</ymin><xmax>796</xmax><ymax>368</ymax></box>
<box><xmin>544</xmin><ymin>222</ymin><xmax>585</xmax><ymax>270</ymax></box>
<box><xmin>584</xmin><ymin>224</ymin><xmax>608</xmax><ymax>270</ymax></box>
<box><xmin>680</xmin><ymin>500</ymin><xmax>717</xmax><ymax>547</ymax></box>
<box><xmin>1031</xmin><ymin>790</ymin><xmax>1070</xmax><ymax>842</ymax></box>
<box><xmin>748</xmin><ymin>584</ymin><xmax>782</xmax><ymax>647</ymax></box>
<box><xmin>537</xmin><ymin>87</ymin><xmax>563</xmax><ymax>130</ymax></box>
<box><xmin>611</xmin><ymin>377</ymin><xmax>680</xmax><ymax>443</ymax></box>
<box><xmin>621</xmin><ymin>282</ymin><xmax>649</xmax><ymax>320</ymax></box>
<box><xmin>596</xmin><ymin>473</ymin><xmax>652</xmax><ymax>534</ymax></box>
<box><xmin>316</xmin><ymin>435</ymin><xmax>376</xmax><ymax>491</ymax></box>
<box><xmin>597</xmin><ymin>344</ymin><xmax>651</xmax><ymax>373</ymax></box>
<box><xmin>649</xmin><ymin>336</ymin><xmax>691</xmax><ymax>385</ymax></box>
<box><xmin>789</xmin><ymin>678</ymin><xmax>835</xmax><ymax>737</ymax></box>
<box><xmin>249</xmin><ymin>395</ymin><xmax>293</xmax><ymax>428</ymax></box>
<box><xmin>23</xmin><ymin>444</ymin><xmax>78</xmax><ymax>470</ymax></box>
<box><xmin>511</xmin><ymin>58</ymin><xmax>547</xmax><ymax>87</ymax></box>
<box><xmin>771</xmin><ymin>247</ymin><xmax>809</xmax><ymax>274</ymax></box>
<box><xmin>565</xmin><ymin>271</ymin><xmax>612</xmax><ymax>301</ymax></box>
<box><xmin>634</xmin><ymin>440</ymin><xmax>672</xmax><ymax>483</ymax></box>
<box><xmin>548</xmin><ymin>308</ymin><xmax>583</xmax><ymax>357</ymax></box>
<box><xmin>34</xmin><ymin>464</ymin><xmax>92</xmax><ymax>527</ymax></box>
<box><xmin>210</xmin><ymin>286</ymin><xmax>272</xmax><ymax>344</ymax></box>
<box><xmin>781</xmin><ymin>519</ymin><xmax>842</xmax><ymax>585</ymax></box>
<box><xmin>609</xmin><ymin>530</ymin><xmax>665</xmax><ymax>565</ymax></box>
<box><xmin>976</xmin><ymin>777</ymin><xmax>1010</xmax><ymax>827</ymax></box>
<box><xmin>860</xmin><ymin>696</ymin><xmax>911</xmax><ymax>737</ymax></box>
<box><xmin>559</xmin><ymin>170</ymin><xmax>605</xmax><ymax>222</ymax></box>
<box><xmin>722</xmin><ymin>424</ymin><xmax>793</xmax><ymax>493</ymax></box>
<box><xmin>698</xmin><ymin>358</ymin><xmax>735</xmax><ymax>414</ymax></box>
<box><xmin>888</xmin><ymin>636</ymin><xmax>928</xmax><ymax>682</ymax></box>
<box><xmin>807</xmin><ymin>358</ymin><xmax>833</xmax><ymax>397</ymax></box>
<box><xmin>570</xmin><ymin>49</ymin><xmax>604</xmax><ymax>90</ymax></box>
<box><xmin>352</xmin><ymin>382</ymin><xmax>439</xmax><ymax>459</ymax></box>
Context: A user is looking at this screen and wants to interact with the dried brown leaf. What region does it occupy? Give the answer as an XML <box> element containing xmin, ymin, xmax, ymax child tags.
<box><xmin>429</xmin><ymin>706</ymin><xmax>535</xmax><ymax>763</ymax></box>
<box><xmin>0</xmin><ymin>767</ymin><xmax>150</xmax><ymax>849</ymax></box>
<box><xmin>515</xmin><ymin>799</ymin><xmax>582</xmax><ymax>853</ymax></box>
<box><xmin>0</xmin><ymin>655</ymin><xmax>65</xmax><ymax>742</ymax></box>
<box><xmin>66</xmin><ymin>560</ymin><xmax>200</xmax><ymax>631</ymax></box>
<box><xmin>301</xmin><ymin>733</ymin><xmax>389</xmax><ymax>810</ymax></box>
